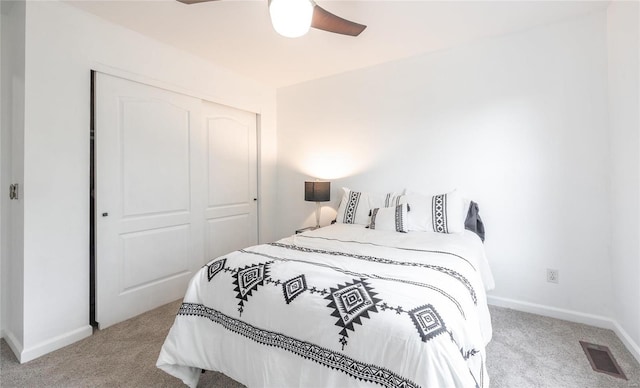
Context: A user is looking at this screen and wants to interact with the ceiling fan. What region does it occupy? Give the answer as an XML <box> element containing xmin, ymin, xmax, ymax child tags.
<box><xmin>177</xmin><ymin>0</ymin><xmax>367</xmax><ymax>38</ymax></box>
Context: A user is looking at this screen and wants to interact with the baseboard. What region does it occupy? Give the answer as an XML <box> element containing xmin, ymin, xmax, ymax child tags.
<box><xmin>487</xmin><ymin>295</ymin><xmax>615</xmax><ymax>328</ymax></box>
<box><xmin>20</xmin><ymin>325</ymin><xmax>93</xmax><ymax>363</ymax></box>
<box><xmin>487</xmin><ymin>295</ymin><xmax>640</xmax><ymax>364</ymax></box>
<box><xmin>3</xmin><ymin>329</ymin><xmax>24</xmax><ymax>361</ymax></box>
<box><xmin>611</xmin><ymin>320</ymin><xmax>640</xmax><ymax>365</ymax></box>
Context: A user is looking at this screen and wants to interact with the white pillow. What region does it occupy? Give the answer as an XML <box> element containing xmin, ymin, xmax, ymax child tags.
<box><xmin>335</xmin><ymin>188</ymin><xmax>373</xmax><ymax>225</ymax></box>
<box><xmin>335</xmin><ymin>188</ymin><xmax>400</xmax><ymax>225</ymax></box>
<box><xmin>403</xmin><ymin>192</ymin><xmax>430</xmax><ymax>231</ymax></box>
<box><xmin>368</xmin><ymin>203</ymin><xmax>409</xmax><ymax>232</ymax></box>
<box><xmin>404</xmin><ymin>190</ymin><xmax>465</xmax><ymax>233</ymax></box>
<box><xmin>383</xmin><ymin>193</ymin><xmax>406</xmax><ymax>207</ymax></box>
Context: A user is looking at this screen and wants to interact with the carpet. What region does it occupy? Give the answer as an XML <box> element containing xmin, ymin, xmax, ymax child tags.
<box><xmin>1</xmin><ymin>301</ymin><xmax>639</xmax><ymax>387</ymax></box>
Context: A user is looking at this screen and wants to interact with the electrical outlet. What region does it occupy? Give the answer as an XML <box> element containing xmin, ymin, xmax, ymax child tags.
<box><xmin>547</xmin><ymin>269</ymin><xmax>559</xmax><ymax>284</ymax></box>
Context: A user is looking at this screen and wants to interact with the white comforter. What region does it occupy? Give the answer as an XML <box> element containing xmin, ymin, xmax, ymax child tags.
<box><xmin>157</xmin><ymin>224</ymin><xmax>494</xmax><ymax>388</ymax></box>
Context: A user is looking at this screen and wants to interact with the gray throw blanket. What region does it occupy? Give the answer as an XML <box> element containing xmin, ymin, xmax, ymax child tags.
<box><xmin>465</xmin><ymin>201</ymin><xmax>485</xmax><ymax>242</ymax></box>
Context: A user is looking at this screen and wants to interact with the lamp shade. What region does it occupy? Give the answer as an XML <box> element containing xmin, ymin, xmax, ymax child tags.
<box><xmin>305</xmin><ymin>181</ymin><xmax>330</xmax><ymax>202</ymax></box>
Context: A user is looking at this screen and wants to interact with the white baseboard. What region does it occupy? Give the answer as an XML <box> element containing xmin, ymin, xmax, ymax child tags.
<box><xmin>20</xmin><ymin>325</ymin><xmax>93</xmax><ymax>363</ymax></box>
<box><xmin>487</xmin><ymin>295</ymin><xmax>640</xmax><ymax>364</ymax></box>
<box><xmin>487</xmin><ymin>295</ymin><xmax>615</xmax><ymax>328</ymax></box>
<box><xmin>3</xmin><ymin>329</ymin><xmax>24</xmax><ymax>361</ymax></box>
<box><xmin>611</xmin><ymin>320</ymin><xmax>640</xmax><ymax>365</ymax></box>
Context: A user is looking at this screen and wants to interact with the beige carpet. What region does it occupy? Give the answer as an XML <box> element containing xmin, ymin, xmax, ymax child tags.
<box><xmin>1</xmin><ymin>301</ymin><xmax>639</xmax><ymax>387</ymax></box>
<box><xmin>0</xmin><ymin>301</ymin><xmax>242</xmax><ymax>388</ymax></box>
<box><xmin>487</xmin><ymin>306</ymin><xmax>640</xmax><ymax>388</ymax></box>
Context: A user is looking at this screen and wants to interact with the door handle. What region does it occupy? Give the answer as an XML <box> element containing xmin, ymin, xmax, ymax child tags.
<box><xmin>9</xmin><ymin>184</ymin><xmax>18</xmax><ymax>200</ymax></box>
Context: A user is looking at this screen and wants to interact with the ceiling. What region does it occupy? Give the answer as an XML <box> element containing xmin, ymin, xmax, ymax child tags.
<box><xmin>65</xmin><ymin>0</ymin><xmax>610</xmax><ymax>88</ymax></box>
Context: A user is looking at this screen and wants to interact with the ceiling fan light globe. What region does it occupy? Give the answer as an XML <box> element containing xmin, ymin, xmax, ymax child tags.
<box><xmin>269</xmin><ymin>0</ymin><xmax>313</xmax><ymax>38</ymax></box>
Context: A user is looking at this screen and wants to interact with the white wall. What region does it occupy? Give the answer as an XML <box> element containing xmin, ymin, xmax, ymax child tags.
<box><xmin>3</xmin><ymin>0</ymin><xmax>277</xmax><ymax>362</ymax></box>
<box><xmin>277</xmin><ymin>11</ymin><xmax>615</xmax><ymax>324</ymax></box>
<box><xmin>607</xmin><ymin>0</ymin><xmax>640</xmax><ymax>358</ymax></box>
<box><xmin>0</xmin><ymin>0</ymin><xmax>26</xmax><ymax>350</ymax></box>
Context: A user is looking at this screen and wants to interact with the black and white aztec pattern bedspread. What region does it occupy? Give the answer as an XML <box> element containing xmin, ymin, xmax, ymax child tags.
<box><xmin>157</xmin><ymin>224</ymin><xmax>493</xmax><ymax>388</ymax></box>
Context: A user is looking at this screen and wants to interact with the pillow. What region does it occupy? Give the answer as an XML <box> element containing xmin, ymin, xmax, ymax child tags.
<box><xmin>369</xmin><ymin>203</ymin><xmax>409</xmax><ymax>232</ymax></box>
<box><xmin>403</xmin><ymin>192</ymin><xmax>430</xmax><ymax>231</ymax></box>
<box><xmin>430</xmin><ymin>191</ymin><xmax>464</xmax><ymax>233</ymax></box>
<box><xmin>383</xmin><ymin>192</ymin><xmax>406</xmax><ymax>207</ymax></box>
<box><xmin>404</xmin><ymin>190</ymin><xmax>465</xmax><ymax>233</ymax></box>
<box><xmin>335</xmin><ymin>188</ymin><xmax>400</xmax><ymax>225</ymax></box>
<box><xmin>335</xmin><ymin>188</ymin><xmax>373</xmax><ymax>225</ymax></box>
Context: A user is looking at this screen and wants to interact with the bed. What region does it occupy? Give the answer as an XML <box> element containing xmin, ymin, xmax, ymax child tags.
<box><xmin>157</xmin><ymin>190</ymin><xmax>495</xmax><ymax>388</ymax></box>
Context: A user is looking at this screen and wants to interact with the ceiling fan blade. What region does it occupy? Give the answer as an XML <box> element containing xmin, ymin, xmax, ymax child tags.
<box><xmin>311</xmin><ymin>4</ymin><xmax>366</xmax><ymax>36</ymax></box>
<box><xmin>177</xmin><ymin>0</ymin><xmax>221</xmax><ymax>4</ymax></box>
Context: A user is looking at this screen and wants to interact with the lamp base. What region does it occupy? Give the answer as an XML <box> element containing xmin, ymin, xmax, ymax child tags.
<box><xmin>315</xmin><ymin>202</ymin><xmax>322</xmax><ymax>228</ymax></box>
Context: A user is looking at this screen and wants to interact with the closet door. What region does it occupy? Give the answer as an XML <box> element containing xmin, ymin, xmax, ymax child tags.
<box><xmin>202</xmin><ymin>101</ymin><xmax>258</xmax><ymax>262</ymax></box>
<box><xmin>94</xmin><ymin>73</ymin><xmax>205</xmax><ymax>329</ymax></box>
<box><xmin>94</xmin><ymin>73</ymin><xmax>259</xmax><ymax>329</ymax></box>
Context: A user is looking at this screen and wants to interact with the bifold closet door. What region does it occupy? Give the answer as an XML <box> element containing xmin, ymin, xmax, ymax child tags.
<box><xmin>94</xmin><ymin>73</ymin><xmax>205</xmax><ymax>329</ymax></box>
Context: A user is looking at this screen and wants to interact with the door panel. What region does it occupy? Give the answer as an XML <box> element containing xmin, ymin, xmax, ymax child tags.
<box><xmin>203</xmin><ymin>102</ymin><xmax>258</xmax><ymax>262</ymax></box>
<box><xmin>206</xmin><ymin>215</ymin><xmax>253</xmax><ymax>260</ymax></box>
<box><xmin>121</xmin><ymin>225</ymin><xmax>190</xmax><ymax>291</ymax></box>
<box><xmin>121</xmin><ymin>99</ymin><xmax>191</xmax><ymax>217</ymax></box>
<box><xmin>207</xmin><ymin>117</ymin><xmax>250</xmax><ymax>206</ymax></box>
<box><xmin>95</xmin><ymin>73</ymin><xmax>203</xmax><ymax>329</ymax></box>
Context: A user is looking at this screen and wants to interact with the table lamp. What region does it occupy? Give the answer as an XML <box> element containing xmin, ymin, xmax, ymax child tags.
<box><xmin>305</xmin><ymin>181</ymin><xmax>331</xmax><ymax>228</ymax></box>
